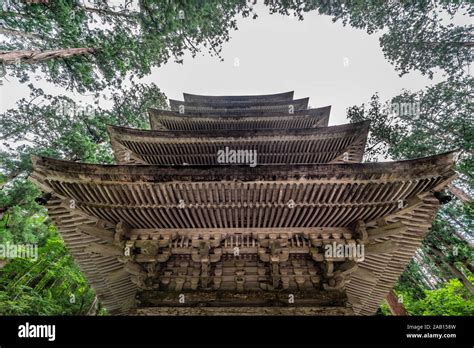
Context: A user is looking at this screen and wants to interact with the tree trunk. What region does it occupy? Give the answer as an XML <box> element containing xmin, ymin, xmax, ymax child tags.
<box><xmin>465</xmin><ymin>262</ymin><xmax>474</xmax><ymax>274</ymax></box>
<box><xmin>0</xmin><ymin>48</ymin><xmax>96</xmax><ymax>65</ymax></box>
<box><xmin>431</xmin><ymin>246</ymin><xmax>474</xmax><ymax>294</ymax></box>
<box><xmin>385</xmin><ymin>290</ymin><xmax>408</xmax><ymax>316</ymax></box>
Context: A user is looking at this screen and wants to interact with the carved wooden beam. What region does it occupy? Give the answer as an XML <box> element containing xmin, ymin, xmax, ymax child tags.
<box><xmin>78</xmin><ymin>224</ymin><xmax>114</xmax><ymax>243</ymax></box>
<box><xmin>258</xmin><ymin>239</ymin><xmax>289</xmax><ymax>263</ymax></box>
<box><xmin>130</xmin><ymin>274</ymin><xmax>153</xmax><ymax>289</ymax></box>
<box><xmin>337</xmin><ymin>260</ymin><xmax>359</xmax><ymax>277</ymax></box>
<box><xmin>115</xmin><ymin>221</ymin><xmax>131</xmax><ymax>246</ymax></box>
<box><xmin>309</xmin><ymin>247</ymin><xmax>324</xmax><ymax>262</ymax></box>
<box><xmin>353</xmin><ymin>267</ymin><xmax>377</xmax><ymax>283</ymax></box>
<box><xmin>124</xmin><ymin>261</ymin><xmax>146</xmax><ymax>277</ymax></box>
<box><xmin>322</xmin><ymin>262</ymin><xmax>345</xmax><ymax>291</ymax></box>
<box><xmin>367</xmin><ymin>221</ymin><xmax>407</xmax><ymax>241</ymax></box>
<box><xmin>135</xmin><ymin>249</ymin><xmax>171</xmax><ymax>263</ymax></box>
<box><xmin>85</xmin><ymin>242</ymin><xmax>123</xmax><ymax>257</ymax></box>
<box><xmin>322</xmin><ymin>259</ymin><xmax>360</xmax><ymax>291</ymax></box>
<box><xmin>58</xmin><ymin>198</ymin><xmax>99</xmax><ymax>222</ymax></box>
<box><xmin>365</xmin><ymin>240</ymin><xmax>399</xmax><ymax>255</ymax></box>
<box><xmin>354</xmin><ymin>220</ymin><xmax>368</xmax><ymax>244</ymax></box>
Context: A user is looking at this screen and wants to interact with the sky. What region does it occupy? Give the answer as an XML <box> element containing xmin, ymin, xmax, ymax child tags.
<box><xmin>139</xmin><ymin>5</ymin><xmax>450</xmax><ymax>126</ymax></box>
<box><xmin>0</xmin><ymin>3</ymin><xmax>467</xmax><ymax>126</ymax></box>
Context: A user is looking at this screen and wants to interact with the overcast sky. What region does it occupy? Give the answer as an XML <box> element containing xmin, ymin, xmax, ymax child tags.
<box><xmin>0</xmin><ymin>3</ymin><xmax>468</xmax><ymax>126</ymax></box>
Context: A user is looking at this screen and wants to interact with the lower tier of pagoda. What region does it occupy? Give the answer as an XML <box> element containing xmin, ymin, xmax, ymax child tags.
<box><xmin>30</xmin><ymin>152</ymin><xmax>455</xmax><ymax>315</ymax></box>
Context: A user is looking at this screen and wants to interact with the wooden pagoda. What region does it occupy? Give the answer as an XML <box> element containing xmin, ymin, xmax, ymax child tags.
<box><xmin>30</xmin><ymin>91</ymin><xmax>456</xmax><ymax>315</ymax></box>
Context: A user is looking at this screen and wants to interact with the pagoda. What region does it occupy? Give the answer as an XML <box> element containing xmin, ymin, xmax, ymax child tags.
<box><xmin>30</xmin><ymin>91</ymin><xmax>455</xmax><ymax>315</ymax></box>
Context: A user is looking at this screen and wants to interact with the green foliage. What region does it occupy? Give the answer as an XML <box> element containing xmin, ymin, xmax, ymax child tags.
<box><xmin>1</xmin><ymin>0</ymin><xmax>471</xmax><ymax>317</ymax></box>
<box><xmin>0</xmin><ymin>180</ymin><xmax>51</xmax><ymax>245</ymax></box>
<box><xmin>0</xmin><ymin>232</ymin><xmax>100</xmax><ymax>315</ymax></box>
<box><xmin>396</xmin><ymin>260</ymin><xmax>432</xmax><ymax>300</ymax></box>
<box><xmin>395</xmin><ymin>278</ymin><xmax>474</xmax><ymax>316</ymax></box>
<box><xmin>338</xmin><ymin>2</ymin><xmax>473</xmax><ymax>313</ymax></box>
<box><xmin>424</xmin><ymin>204</ymin><xmax>473</xmax><ymax>270</ymax></box>
<box><xmin>346</xmin><ymin>77</ymin><xmax>473</xmax><ymax>180</ymax></box>
<box><xmin>0</xmin><ymin>81</ymin><xmax>167</xmax><ymax>315</ymax></box>
<box><xmin>264</xmin><ymin>0</ymin><xmax>473</xmax><ymax>79</ymax></box>
<box><xmin>0</xmin><ymin>82</ymin><xmax>168</xmax><ymax>181</ymax></box>
<box><xmin>1</xmin><ymin>0</ymin><xmax>257</xmax><ymax>92</ymax></box>
<box><xmin>349</xmin><ymin>79</ymin><xmax>473</xmax><ymax>315</ymax></box>
<box><xmin>379</xmin><ymin>302</ymin><xmax>392</xmax><ymax>316</ymax></box>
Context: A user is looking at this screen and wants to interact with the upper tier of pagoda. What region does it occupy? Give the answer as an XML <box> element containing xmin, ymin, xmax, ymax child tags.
<box><xmin>107</xmin><ymin>121</ymin><xmax>369</xmax><ymax>165</ymax></box>
<box><xmin>181</xmin><ymin>91</ymin><xmax>295</xmax><ymax>104</ymax></box>
<box><xmin>168</xmin><ymin>91</ymin><xmax>309</xmax><ymax>115</ymax></box>
<box><xmin>149</xmin><ymin>107</ymin><xmax>331</xmax><ymax>131</ymax></box>
<box><xmin>150</xmin><ymin>91</ymin><xmax>329</xmax><ymax>130</ymax></box>
<box><xmin>115</xmin><ymin>91</ymin><xmax>365</xmax><ymax>165</ymax></box>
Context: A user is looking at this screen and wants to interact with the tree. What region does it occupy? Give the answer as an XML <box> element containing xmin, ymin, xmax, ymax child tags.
<box><xmin>264</xmin><ymin>0</ymin><xmax>473</xmax><ymax>78</ymax></box>
<box><xmin>0</xmin><ymin>82</ymin><xmax>167</xmax><ymax>178</ymax></box>
<box><xmin>0</xmin><ymin>232</ymin><xmax>101</xmax><ymax>315</ymax></box>
<box><xmin>0</xmin><ymin>180</ymin><xmax>50</xmax><ymax>244</ymax></box>
<box><xmin>346</xmin><ymin>76</ymin><xmax>473</xmax><ymax>185</ymax></box>
<box><xmin>0</xmin><ymin>81</ymin><xmax>167</xmax><ymax>241</ymax></box>
<box><xmin>1</xmin><ymin>0</ymin><xmax>256</xmax><ymax>92</ymax></box>
<box><xmin>395</xmin><ymin>278</ymin><xmax>474</xmax><ymax>316</ymax></box>
<box><xmin>329</xmin><ymin>4</ymin><xmax>473</xmax><ymax>302</ymax></box>
<box><xmin>0</xmin><ymin>81</ymin><xmax>168</xmax><ymax>315</ymax></box>
<box><xmin>1</xmin><ymin>0</ymin><xmax>471</xmax><ymax>317</ymax></box>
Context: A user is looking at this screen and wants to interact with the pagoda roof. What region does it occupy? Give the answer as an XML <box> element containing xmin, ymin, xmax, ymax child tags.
<box><xmin>148</xmin><ymin>106</ymin><xmax>331</xmax><ymax>130</ymax></box>
<box><xmin>31</xmin><ymin>152</ymin><xmax>454</xmax><ymax>230</ymax></box>
<box><xmin>31</xmin><ymin>151</ymin><xmax>454</xmax><ymax>185</ymax></box>
<box><xmin>107</xmin><ymin>121</ymin><xmax>370</xmax><ymax>165</ymax></box>
<box><xmin>30</xmin><ymin>152</ymin><xmax>455</xmax><ymax>315</ymax></box>
<box><xmin>182</xmin><ymin>91</ymin><xmax>295</xmax><ymax>104</ymax></box>
<box><xmin>169</xmin><ymin>97</ymin><xmax>309</xmax><ymax>114</ymax></box>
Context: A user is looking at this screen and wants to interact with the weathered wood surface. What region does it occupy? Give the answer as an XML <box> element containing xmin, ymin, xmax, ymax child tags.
<box><xmin>169</xmin><ymin>97</ymin><xmax>310</xmax><ymax>114</ymax></box>
<box><xmin>29</xmin><ymin>92</ymin><xmax>456</xmax><ymax>316</ymax></box>
<box><xmin>182</xmin><ymin>91</ymin><xmax>295</xmax><ymax>105</ymax></box>
<box><xmin>31</xmin><ymin>151</ymin><xmax>455</xmax><ymax>181</ymax></box>
<box><xmin>30</xmin><ymin>152</ymin><xmax>454</xmax><ymax>231</ymax></box>
<box><xmin>130</xmin><ymin>306</ymin><xmax>354</xmax><ymax>316</ymax></box>
<box><xmin>139</xmin><ymin>289</ymin><xmax>346</xmax><ymax>306</ymax></box>
<box><xmin>149</xmin><ymin>106</ymin><xmax>330</xmax><ymax>130</ymax></box>
<box><xmin>108</xmin><ymin>121</ymin><xmax>369</xmax><ymax>165</ymax></box>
